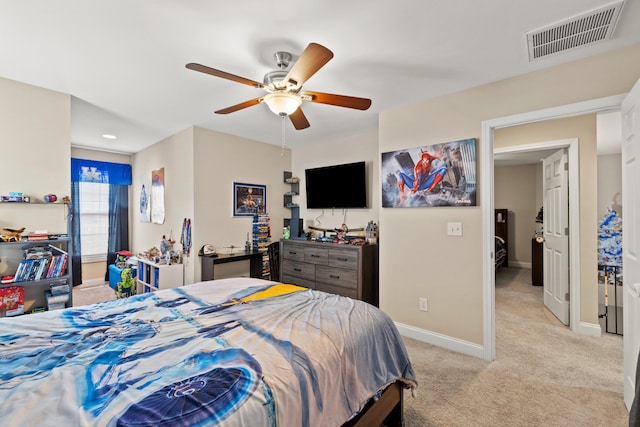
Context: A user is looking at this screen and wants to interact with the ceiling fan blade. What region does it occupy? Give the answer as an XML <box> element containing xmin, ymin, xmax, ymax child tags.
<box><xmin>285</xmin><ymin>43</ymin><xmax>334</xmax><ymax>88</ymax></box>
<box><xmin>301</xmin><ymin>91</ymin><xmax>372</xmax><ymax>110</ymax></box>
<box><xmin>186</xmin><ymin>63</ymin><xmax>264</xmax><ymax>88</ymax></box>
<box><xmin>215</xmin><ymin>97</ymin><xmax>263</xmax><ymax>114</ymax></box>
<box><xmin>289</xmin><ymin>108</ymin><xmax>310</xmax><ymax>130</ymax></box>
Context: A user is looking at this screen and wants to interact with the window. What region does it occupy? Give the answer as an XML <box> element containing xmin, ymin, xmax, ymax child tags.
<box><xmin>79</xmin><ymin>182</ymin><xmax>109</xmax><ymax>262</ymax></box>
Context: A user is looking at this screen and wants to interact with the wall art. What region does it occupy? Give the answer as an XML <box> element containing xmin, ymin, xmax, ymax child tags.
<box><xmin>381</xmin><ymin>138</ymin><xmax>477</xmax><ymax>207</ymax></box>
<box><xmin>233</xmin><ymin>182</ymin><xmax>266</xmax><ymax>216</ymax></box>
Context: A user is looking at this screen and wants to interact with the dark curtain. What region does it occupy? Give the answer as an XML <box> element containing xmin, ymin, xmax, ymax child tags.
<box><xmin>70</xmin><ymin>181</ymin><xmax>83</xmax><ymax>286</ymax></box>
<box><xmin>105</xmin><ymin>184</ymin><xmax>130</xmax><ymax>280</ymax></box>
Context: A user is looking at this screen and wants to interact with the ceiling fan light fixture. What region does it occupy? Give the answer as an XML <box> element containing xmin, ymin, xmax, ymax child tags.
<box><xmin>264</xmin><ymin>92</ymin><xmax>302</xmax><ymax>116</ymax></box>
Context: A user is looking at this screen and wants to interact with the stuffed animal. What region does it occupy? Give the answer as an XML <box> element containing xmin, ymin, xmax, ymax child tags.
<box><xmin>1</xmin><ymin>227</ymin><xmax>25</xmax><ymax>242</ymax></box>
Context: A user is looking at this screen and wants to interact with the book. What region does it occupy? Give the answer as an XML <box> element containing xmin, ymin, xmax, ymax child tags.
<box><xmin>27</xmin><ymin>233</ymin><xmax>49</xmax><ymax>241</ymax></box>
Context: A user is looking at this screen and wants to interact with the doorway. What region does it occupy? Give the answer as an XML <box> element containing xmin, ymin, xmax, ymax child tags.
<box><xmin>494</xmin><ymin>140</ymin><xmax>576</xmax><ymax>325</ymax></box>
<box><xmin>481</xmin><ymin>94</ymin><xmax>626</xmax><ymax>361</ymax></box>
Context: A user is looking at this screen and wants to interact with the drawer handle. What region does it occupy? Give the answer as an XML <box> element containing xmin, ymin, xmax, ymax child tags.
<box><xmin>289</xmin><ymin>251</ymin><xmax>297</xmax><ymax>255</ymax></box>
<box><xmin>293</xmin><ymin>268</ymin><xmax>302</xmax><ymax>272</ymax></box>
<box><xmin>311</xmin><ymin>254</ymin><xmax>320</xmax><ymax>258</ymax></box>
<box><xmin>337</xmin><ymin>257</ymin><xmax>348</xmax><ymax>262</ymax></box>
<box><xmin>330</xmin><ymin>275</ymin><xmax>340</xmax><ymax>279</ymax></box>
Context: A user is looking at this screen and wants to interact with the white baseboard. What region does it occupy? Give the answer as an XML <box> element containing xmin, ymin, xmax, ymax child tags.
<box><xmin>576</xmin><ymin>321</ymin><xmax>602</xmax><ymax>337</ymax></box>
<box><xmin>509</xmin><ymin>261</ymin><xmax>531</xmax><ymax>269</ymax></box>
<box><xmin>396</xmin><ymin>320</ymin><xmax>603</xmax><ymax>358</ymax></box>
<box><xmin>395</xmin><ymin>321</ymin><xmax>484</xmax><ymax>359</ymax></box>
<box><xmin>81</xmin><ymin>278</ymin><xmax>107</xmax><ymax>287</ymax></box>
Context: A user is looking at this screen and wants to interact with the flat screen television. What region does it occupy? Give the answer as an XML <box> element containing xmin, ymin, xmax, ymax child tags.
<box><xmin>305</xmin><ymin>161</ymin><xmax>367</xmax><ymax>209</ymax></box>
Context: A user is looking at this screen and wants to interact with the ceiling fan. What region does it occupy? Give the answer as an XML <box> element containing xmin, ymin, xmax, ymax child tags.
<box><xmin>186</xmin><ymin>42</ymin><xmax>372</xmax><ymax>130</ymax></box>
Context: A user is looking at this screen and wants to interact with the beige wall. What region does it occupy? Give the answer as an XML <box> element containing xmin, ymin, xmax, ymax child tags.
<box><xmin>132</xmin><ymin>127</ymin><xmax>195</xmax><ymax>283</ymax></box>
<box><xmin>379</xmin><ymin>44</ymin><xmax>640</xmax><ymax>345</ymax></box>
<box><xmin>0</xmin><ymin>76</ymin><xmax>70</xmax><ymax>309</ymax></box>
<box><xmin>494</xmin><ymin>164</ymin><xmax>539</xmax><ymax>266</ymax></box>
<box><xmin>597</xmin><ymin>153</ymin><xmax>622</xmax><ymax>219</ymax></box>
<box><xmin>293</xmin><ymin>130</ymin><xmax>379</xmax><ymax>233</ymax></box>
<box><xmin>131</xmin><ymin>126</ymin><xmax>292</xmax><ymax>284</ymax></box>
<box><xmin>192</xmin><ymin>127</ymin><xmax>291</xmax><ymax>282</ymax></box>
<box><xmin>0</xmin><ymin>77</ymin><xmax>70</xmax><ymax>234</ymax></box>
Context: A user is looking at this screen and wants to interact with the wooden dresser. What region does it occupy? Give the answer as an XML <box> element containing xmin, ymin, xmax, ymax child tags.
<box><xmin>280</xmin><ymin>239</ymin><xmax>379</xmax><ymax>306</ymax></box>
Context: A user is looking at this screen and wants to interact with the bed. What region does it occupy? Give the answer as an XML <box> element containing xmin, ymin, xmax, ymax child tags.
<box><xmin>495</xmin><ymin>208</ymin><xmax>508</xmax><ymax>270</ymax></box>
<box><xmin>495</xmin><ymin>236</ymin><xmax>507</xmax><ymax>270</ymax></box>
<box><xmin>0</xmin><ymin>277</ymin><xmax>417</xmax><ymax>426</ymax></box>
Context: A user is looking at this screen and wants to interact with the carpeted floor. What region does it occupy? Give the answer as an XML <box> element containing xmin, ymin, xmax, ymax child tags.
<box><xmin>402</xmin><ymin>267</ymin><xmax>626</xmax><ymax>427</ymax></box>
<box><xmin>72</xmin><ymin>281</ymin><xmax>117</xmax><ymax>306</ymax></box>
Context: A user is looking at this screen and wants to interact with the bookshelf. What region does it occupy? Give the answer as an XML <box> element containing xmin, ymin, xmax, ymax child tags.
<box><xmin>0</xmin><ymin>200</ymin><xmax>73</xmax><ymax>315</ymax></box>
<box><xmin>0</xmin><ymin>237</ymin><xmax>72</xmax><ymax>315</ymax></box>
<box><xmin>136</xmin><ymin>258</ymin><xmax>183</xmax><ymax>293</ymax></box>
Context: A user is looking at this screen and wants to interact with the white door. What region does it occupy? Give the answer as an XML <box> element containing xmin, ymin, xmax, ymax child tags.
<box><xmin>542</xmin><ymin>149</ymin><xmax>570</xmax><ymax>325</ymax></box>
<box><xmin>623</xmin><ymin>78</ymin><xmax>640</xmax><ymax>410</ymax></box>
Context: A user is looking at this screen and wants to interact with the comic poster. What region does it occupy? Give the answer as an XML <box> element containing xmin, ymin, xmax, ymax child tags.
<box><xmin>381</xmin><ymin>138</ymin><xmax>477</xmax><ymax>207</ymax></box>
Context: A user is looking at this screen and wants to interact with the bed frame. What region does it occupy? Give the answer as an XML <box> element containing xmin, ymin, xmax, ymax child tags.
<box><xmin>495</xmin><ymin>208</ymin><xmax>508</xmax><ymax>270</ymax></box>
<box><xmin>343</xmin><ymin>381</ymin><xmax>405</xmax><ymax>427</ymax></box>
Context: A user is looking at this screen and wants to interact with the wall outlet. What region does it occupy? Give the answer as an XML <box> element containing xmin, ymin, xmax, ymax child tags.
<box><xmin>447</xmin><ymin>222</ymin><xmax>463</xmax><ymax>236</ymax></box>
<box><xmin>419</xmin><ymin>297</ymin><xmax>428</xmax><ymax>312</ymax></box>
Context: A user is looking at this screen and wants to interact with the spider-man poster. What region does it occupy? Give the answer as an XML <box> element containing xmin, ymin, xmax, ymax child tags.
<box><xmin>381</xmin><ymin>138</ymin><xmax>477</xmax><ymax>207</ymax></box>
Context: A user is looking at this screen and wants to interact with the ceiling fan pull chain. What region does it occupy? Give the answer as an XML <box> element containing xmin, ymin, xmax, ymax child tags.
<box><xmin>281</xmin><ymin>114</ymin><xmax>287</xmax><ymax>157</ymax></box>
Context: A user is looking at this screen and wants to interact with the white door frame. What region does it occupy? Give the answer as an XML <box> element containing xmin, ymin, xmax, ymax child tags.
<box><xmin>481</xmin><ymin>94</ymin><xmax>626</xmax><ymax>361</ymax></box>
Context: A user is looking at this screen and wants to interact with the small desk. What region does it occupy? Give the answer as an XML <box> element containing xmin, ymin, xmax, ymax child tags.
<box><xmin>200</xmin><ymin>251</ymin><xmax>263</xmax><ymax>281</ymax></box>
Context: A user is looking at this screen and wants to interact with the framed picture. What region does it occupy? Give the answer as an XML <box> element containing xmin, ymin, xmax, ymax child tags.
<box><xmin>233</xmin><ymin>182</ymin><xmax>266</xmax><ymax>216</ymax></box>
<box><xmin>381</xmin><ymin>138</ymin><xmax>477</xmax><ymax>207</ymax></box>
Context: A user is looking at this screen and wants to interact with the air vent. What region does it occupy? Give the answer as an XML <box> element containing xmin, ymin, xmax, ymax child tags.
<box><xmin>526</xmin><ymin>1</ymin><xmax>624</xmax><ymax>61</ymax></box>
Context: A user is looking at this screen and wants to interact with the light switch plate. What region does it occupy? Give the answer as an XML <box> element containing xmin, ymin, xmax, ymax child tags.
<box><xmin>447</xmin><ymin>222</ymin><xmax>463</xmax><ymax>236</ymax></box>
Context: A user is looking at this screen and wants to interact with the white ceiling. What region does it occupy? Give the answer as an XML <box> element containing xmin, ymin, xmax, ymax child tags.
<box><xmin>2</xmin><ymin>1</ymin><xmax>640</xmax><ymax>154</ymax></box>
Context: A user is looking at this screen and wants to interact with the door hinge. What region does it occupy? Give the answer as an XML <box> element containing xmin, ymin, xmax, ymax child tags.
<box><xmin>565</xmin><ymin>292</ymin><xmax>570</xmax><ymax>302</ymax></box>
<box><xmin>565</xmin><ymin>227</ymin><xmax>569</xmax><ymax>236</ymax></box>
<box><xmin>564</xmin><ymin>163</ymin><xmax>569</xmax><ymax>171</ymax></box>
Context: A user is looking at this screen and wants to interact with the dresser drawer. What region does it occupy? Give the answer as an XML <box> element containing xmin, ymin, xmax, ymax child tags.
<box><xmin>282</xmin><ymin>243</ymin><xmax>305</xmax><ymax>262</ymax></box>
<box><xmin>304</xmin><ymin>246</ymin><xmax>328</xmax><ymax>264</ymax></box>
<box><xmin>316</xmin><ymin>265</ymin><xmax>357</xmax><ymax>290</ymax></box>
<box><xmin>282</xmin><ymin>259</ymin><xmax>315</xmax><ymax>280</ymax></box>
<box><xmin>328</xmin><ymin>248</ymin><xmax>358</xmax><ymax>270</ymax></box>
<box><xmin>315</xmin><ymin>282</ymin><xmax>358</xmax><ymax>300</ymax></box>
<box><xmin>281</xmin><ymin>273</ymin><xmax>316</xmax><ymax>289</ymax></box>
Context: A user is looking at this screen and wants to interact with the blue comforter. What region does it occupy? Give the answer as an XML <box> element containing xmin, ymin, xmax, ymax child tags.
<box><xmin>0</xmin><ymin>278</ymin><xmax>416</xmax><ymax>426</ymax></box>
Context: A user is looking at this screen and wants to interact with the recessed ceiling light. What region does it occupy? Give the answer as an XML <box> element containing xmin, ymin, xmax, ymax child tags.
<box><xmin>102</xmin><ymin>134</ymin><xmax>117</xmax><ymax>140</ymax></box>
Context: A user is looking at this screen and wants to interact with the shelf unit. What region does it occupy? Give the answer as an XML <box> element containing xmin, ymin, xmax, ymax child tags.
<box><xmin>136</xmin><ymin>258</ymin><xmax>183</xmax><ymax>293</ymax></box>
<box><xmin>252</xmin><ymin>213</ymin><xmax>271</xmax><ymax>252</ymax></box>
<box><xmin>283</xmin><ymin>171</ymin><xmax>303</xmax><ymax>239</ymax></box>
<box><xmin>0</xmin><ymin>201</ymin><xmax>73</xmax><ymax>315</ymax></box>
<box><xmin>0</xmin><ymin>237</ymin><xmax>72</xmax><ymax>314</ymax></box>
<box><xmin>252</xmin><ymin>213</ymin><xmax>271</xmax><ymax>279</ymax></box>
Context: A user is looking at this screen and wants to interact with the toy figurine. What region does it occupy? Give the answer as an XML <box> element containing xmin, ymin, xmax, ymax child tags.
<box><xmin>1</xmin><ymin>227</ymin><xmax>25</xmax><ymax>242</ymax></box>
